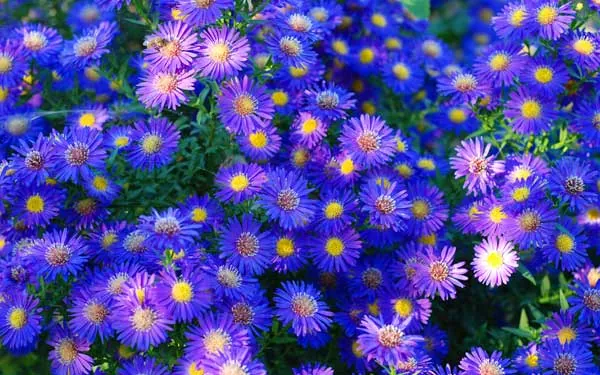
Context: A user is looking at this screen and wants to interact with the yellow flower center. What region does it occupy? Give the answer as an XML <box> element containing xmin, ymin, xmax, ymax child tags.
<box><xmin>301</xmin><ymin>118</ymin><xmax>318</xmax><ymax>134</ymax></box>
<box><xmin>233</xmin><ymin>95</ymin><xmax>256</xmax><ymax>116</ymax></box>
<box><xmin>203</xmin><ymin>330</ymin><xmax>231</xmax><ymax>354</ymax></box>
<box><xmin>385</xmin><ymin>37</ymin><xmax>402</xmax><ymax>50</ymax></box>
<box><xmin>102</xmin><ymin>232</ymin><xmax>117</xmax><ymax>249</ymax></box>
<box><xmin>557</xmin><ymin>327</ymin><xmax>576</xmax><ymax>344</ymax></box>
<box><xmin>248</xmin><ymin>131</ymin><xmax>268</xmax><ymax>148</ymax></box>
<box><xmin>371</xmin><ymin>13</ymin><xmax>387</xmax><ymax>27</ymax></box>
<box><xmin>417</xmin><ymin>158</ymin><xmax>435</xmax><ymax>171</ymax></box>
<box><xmin>187</xmin><ymin>362</ymin><xmax>205</xmax><ymax>375</ymax></box>
<box><xmin>521</xmin><ymin>100</ymin><xmax>541</xmax><ymax>119</ymax></box>
<box><xmin>537</xmin><ymin>6</ymin><xmax>557</xmax><ymax>25</ymax></box>
<box><xmin>362</xmin><ymin>101</ymin><xmax>376</xmax><ymax>115</ymax></box>
<box><xmin>351</xmin><ymin>341</ymin><xmax>363</xmax><ymax>358</ymax></box>
<box><xmin>512</xmin><ymin>187</ymin><xmax>530</xmax><ymax>202</ymax></box>
<box><xmin>293</xmin><ymin>149</ymin><xmax>309</xmax><ymax>167</ymax></box>
<box><xmin>115</xmin><ymin>136</ymin><xmax>130</xmax><ymax>148</ymax></box>
<box><xmin>171</xmin><ymin>281</ymin><xmax>193</xmax><ymax>303</ymax></box>
<box><xmin>332</xmin><ymin>40</ymin><xmax>348</xmax><ymax>55</ymax></box>
<box><xmin>289</xmin><ymin>65</ymin><xmax>308</xmax><ymax>78</ymax></box>
<box><xmin>142</xmin><ymin>135</ymin><xmax>162</xmax><ymax>154</ymax></box>
<box><xmin>393</xmin><ymin>298</ymin><xmax>413</xmax><ymax>318</ymax></box>
<box><xmin>192</xmin><ymin>207</ymin><xmax>208</xmax><ymax>223</ymax></box>
<box><xmin>392</xmin><ymin>63</ymin><xmax>410</xmax><ymax>80</ymax></box>
<box><xmin>118</xmin><ymin>344</ymin><xmax>135</xmax><ymax>359</ymax></box>
<box><xmin>448</xmin><ymin>108</ymin><xmax>467</xmax><ymax>123</ymax></box>
<box><xmin>57</xmin><ymin>339</ymin><xmax>78</xmax><ymax>365</ymax></box>
<box><xmin>555</xmin><ymin>233</ymin><xmax>574</xmax><ymax>253</ymax></box>
<box><xmin>0</xmin><ymin>87</ymin><xmax>8</xmax><ymax>102</ymax></box>
<box><xmin>276</xmin><ymin>238</ymin><xmax>294</xmax><ymax>257</ymax></box>
<box><xmin>396</xmin><ymin>163</ymin><xmax>413</xmax><ymax>178</ymax></box>
<box><xmin>26</xmin><ymin>195</ymin><xmax>44</xmax><ymax>213</ymax></box>
<box><xmin>325</xmin><ymin>237</ymin><xmax>344</xmax><ymax>256</ymax></box>
<box><xmin>230</xmin><ymin>174</ymin><xmax>249</xmax><ymax>192</ymax></box>
<box><xmin>92</xmin><ymin>176</ymin><xmax>108</xmax><ymax>192</ymax></box>
<box><xmin>489</xmin><ymin>53</ymin><xmax>510</xmax><ymax>71</ymax></box>
<box><xmin>171</xmin><ymin>8</ymin><xmax>187</xmax><ymax>20</ymax></box>
<box><xmin>8</xmin><ymin>308</ymin><xmax>27</xmax><ymax>329</ymax></box>
<box><xmin>208</xmin><ymin>43</ymin><xmax>230</xmax><ymax>63</ymax></box>
<box><xmin>419</xmin><ymin>233</ymin><xmax>437</xmax><ymax>245</ymax></box>
<box><xmin>359</xmin><ymin>48</ymin><xmax>374</xmax><ymax>64</ymax></box>
<box><xmin>489</xmin><ymin>206</ymin><xmax>507</xmax><ymax>224</ymax></box>
<box><xmin>0</xmin><ymin>56</ymin><xmax>13</xmax><ymax>73</ymax></box>
<box><xmin>84</xmin><ymin>67</ymin><xmax>101</xmax><ymax>81</ymax></box>
<box><xmin>78</xmin><ymin>113</ymin><xmax>96</xmax><ymax>127</ymax></box>
<box><xmin>368</xmin><ymin>301</ymin><xmax>379</xmax><ymax>315</ymax></box>
<box><xmin>271</xmin><ymin>91</ymin><xmax>288</xmax><ymax>106</ymax></box>
<box><xmin>155</xmin><ymin>74</ymin><xmax>178</xmax><ymax>94</ymax></box>
<box><xmin>340</xmin><ymin>158</ymin><xmax>354</xmax><ymax>175</ymax></box>
<box><xmin>324</xmin><ymin>202</ymin><xmax>343</xmax><ymax>219</ymax></box>
<box><xmin>525</xmin><ymin>353</ymin><xmax>539</xmax><ymax>368</ymax></box>
<box><xmin>486</xmin><ymin>251</ymin><xmax>503</xmax><ymax>269</ymax></box>
<box><xmin>534</xmin><ymin>67</ymin><xmax>553</xmax><ymax>83</ymax></box>
<box><xmin>510</xmin><ymin>8</ymin><xmax>527</xmax><ymax>26</ymax></box>
<box><xmin>573</xmin><ymin>39</ymin><xmax>595</xmax><ymax>55</ymax></box>
<box><xmin>411</xmin><ymin>199</ymin><xmax>430</xmax><ymax>220</ymax></box>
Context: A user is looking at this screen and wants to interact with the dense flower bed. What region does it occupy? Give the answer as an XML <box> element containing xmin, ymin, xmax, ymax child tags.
<box><xmin>0</xmin><ymin>0</ymin><xmax>599</xmax><ymax>374</ymax></box>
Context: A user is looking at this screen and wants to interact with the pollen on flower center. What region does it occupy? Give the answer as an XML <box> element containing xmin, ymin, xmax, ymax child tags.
<box><xmin>208</xmin><ymin>42</ymin><xmax>230</xmax><ymax>63</ymax></box>
<box><xmin>154</xmin><ymin>216</ymin><xmax>181</xmax><ymax>236</ymax></box>
<box><xmin>422</xmin><ymin>40</ymin><xmax>441</xmax><ymax>58</ymax></box>
<box><xmin>154</xmin><ymin>73</ymin><xmax>178</xmax><ymax>94</ymax></box>
<box><xmin>573</xmin><ymin>38</ymin><xmax>595</xmax><ymax>55</ymax></box>
<box><xmin>8</xmin><ymin>308</ymin><xmax>27</xmax><ymax>329</ymax></box>
<box><xmin>521</xmin><ymin>100</ymin><xmax>541</xmax><ymax>119</ymax></box>
<box><xmin>557</xmin><ymin>327</ymin><xmax>576</xmax><ymax>344</ymax></box>
<box><xmin>324</xmin><ymin>201</ymin><xmax>343</xmax><ymax>219</ymax></box>
<box><xmin>76</xmin><ymin>198</ymin><xmax>97</xmax><ymax>215</ymax></box>
<box><xmin>289</xmin><ymin>65</ymin><xmax>308</xmax><ymax>78</ymax></box>
<box><xmin>394</xmin><ymin>299</ymin><xmax>413</xmax><ymax>317</ymax></box>
<box><xmin>233</xmin><ymin>94</ymin><xmax>257</xmax><ymax>116</ymax></box>
<box><xmin>26</xmin><ymin>195</ymin><xmax>44</xmax><ymax>213</ymax></box>
<box><xmin>359</xmin><ymin>48</ymin><xmax>374</xmax><ymax>64</ymax></box>
<box><xmin>356</xmin><ymin>131</ymin><xmax>380</xmax><ymax>153</ymax></box>
<box><xmin>512</xmin><ymin>187</ymin><xmax>530</xmax><ymax>202</ymax></box>
<box><xmin>310</xmin><ymin>7</ymin><xmax>328</xmax><ymax>22</ymax></box>
<box><xmin>45</xmin><ymin>243</ymin><xmax>71</xmax><ymax>266</ymax></box>
<box><xmin>534</xmin><ymin>67</ymin><xmax>554</xmax><ymax>83</ymax></box>
<box><xmin>279</xmin><ymin>37</ymin><xmax>302</xmax><ymax>57</ymax></box>
<box><xmin>452</xmin><ymin>73</ymin><xmax>477</xmax><ymax>92</ymax></box>
<box><xmin>325</xmin><ymin>237</ymin><xmax>344</xmax><ymax>256</ymax></box>
<box><xmin>171</xmin><ymin>281</ymin><xmax>193</xmax><ymax>302</ymax></box>
<box><xmin>0</xmin><ymin>56</ymin><xmax>13</xmax><ymax>73</ymax></box>
<box><xmin>392</xmin><ymin>63</ymin><xmax>410</xmax><ymax>80</ymax></box>
<box><xmin>525</xmin><ymin>353</ymin><xmax>538</xmax><ymax>368</ymax></box>
<box><xmin>519</xmin><ymin>211</ymin><xmax>541</xmax><ymax>232</ymax></box>
<box><xmin>271</xmin><ymin>91</ymin><xmax>288</xmax><ymax>106</ymax></box>
<box><xmin>92</xmin><ymin>176</ymin><xmax>108</xmax><ymax>192</ymax></box>
<box><xmin>248</xmin><ymin>131</ymin><xmax>268</xmax><ymax>148</ymax></box>
<box><xmin>553</xmin><ymin>354</ymin><xmax>577</xmax><ymax>375</ymax></box>
<box><xmin>277</xmin><ymin>188</ymin><xmax>300</xmax><ymax>211</ymax></box>
<box><xmin>486</xmin><ymin>251</ymin><xmax>503</xmax><ymax>269</ymax></box>
<box><xmin>160</xmin><ymin>40</ymin><xmax>182</xmax><ymax>58</ymax></box>
<box><xmin>478</xmin><ymin>359</ymin><xmax>503</xmax><ymax>375</ymax></box>
<box><xmin>371</xmin><ymin>13</ymin><xmax>387</xmax><ymax>27</ymax></box>
<box><xmin>220</xmin><ymin>361</ymin><xmax>248</xmax><ymax>375</ymax></box>
<box><xmin>564</xmin><ymin>176</ymin><xmax>585</xmax><ymax>195</ymax></box>
<box><xmin>276</xmin><ymin>237</ymin><xmax>294</xmax><ymax>257</ymax></box>
<box><xmin>339</xmin><ymin>158</ymin><xmax>354</xmax><ymax>175</ymax></box>
<box><xmin>192</xmin><ymin>207</ymin><xmax>207</xmax><ymax>223</ymax></box>
<box><xmin>230</xmin><ymin>174</ymin><xmax>249</xmax><ymax>192</ymax></box>
<box><xmin>555</xmin><ymin>233</ymin><xmax>574</xmax><ymax>253</ymax></box>
<box><xmin>194</xmin><ymin>0</ymin><xmax>215</xmax><ymax>8</ymax></box>
<box><xmin>57</xmin><ymin>339</ymin><xmax>78</xmax><ymax>365</ymax></box>
<box><xmin>24</xmin><ymin>150</ymin><xmax>44</xmax><ymax>171</ymax></box>
<box><xmin>361</xmin><ymin>267</ymin><xmax>383</xmax><ymax>289</ymax></box>
<box><xmin>429</xmin><ymin>261</ymin><xmax>449</xmax><ymax>281</ymax></box>
<box><xmin>537</xmin><ymin>6</ymin><xmax>558</xmax><ymax>25</ymax></box>
<box><xmin>288</xmin><ymin>14</ymin><xmax>312</xmax><ymax>32</ymax></box>
<box><xmin>509</xmin><ymin>8</ymin><xmax>527</xmax><ymax>26</ymax></box>
<box><xmin>231</xmin><ymin>302</ymin><xmax>254</xmax><ymax>325</ymax></box>
<box><xmin>374</xmin><ymin>195</ymin><xmax>396</xmax><ymax>215</ymax></box>
<box><xmin>316</xmin><ymin>91</ymin><xmax>339</xmax><ymax>109</ymax></box>
<box><xmin>131</xmin><ymin>307</ymin><xmax>157</xmax><ymax>332</ymax></box>
<box><xmin>235</xmin><ymin>232</ymin><xmax>259</xmax><ymax>257</ymax></box>
<box><xmin>74</xmin><ymin>36</ymin><xmax>98</xmax><ymax>57</ymax></box>
<box><xmin>217</xmin><ymin>266</ymin><xmax>242</xmax><ymax>288</ymax></box>
<box><xmin>24</xmin><ymin>31</ymin><xmax>48</xmax><ymax>51</ymax></box>
<box><xmin>583</xmin><ymin>289</ymin><xmax>600</xmax><ymax>311</ymax></box>
<box><xmin>6</xmin><ymin>116</ymin><xmax>29</xmax><ymax>135</ymax></box>
<box><xmin>301</xmin><ymin>118</ymin><xmax>318</xmax><ymax>134</ymax></box>
<box><xmin>377</xmin><ymin>325</ymin><xmax>404</xmax><ymax>348</ymax></box>
<box><xmin>449</xmin><ymin>108</ymin><xmax>467</xmax><ymax>123</ymax></box>
<box><xmin>469</xmin><ymin>157</ymin><xmax>489</xmax><ymax>174</ymax></box>
<box><xmin>124</xmin><ymin>232</ymin><xmax>147</xmax><ymax>254</ymax></box>
<box><xmin>84</xmin><ymin>302</ymin><xmax>108</xmax><ymax>324</ymax></box>
<box><xmin>411</xmin><ymin>199</ymin><xmax>430</xmax><ymax>220</ymax></box>
<box><xmin>78</xmin><ymin>113</ymin><xmax>96</xmax><ymax>127</ymax></box>
<box><xmin>489</xmin><ymin>53</ymin><xmax>510</xmax><ymax>71</ymax></box>
<box><xmin>101</xmin><ymin>232</ymin><xmax>117</xmax><ymax>249</ymax></box>
<box><xmin>291</xmin><ymin>293</ymin><xmax>318</xmax><ymax>317</ymax></box>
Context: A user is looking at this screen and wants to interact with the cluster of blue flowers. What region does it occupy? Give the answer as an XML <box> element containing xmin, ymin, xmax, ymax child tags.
<box><xmin>0</xmin><ymin>0</ymin><xmax>599</xmax><ymax>374</ymax></box>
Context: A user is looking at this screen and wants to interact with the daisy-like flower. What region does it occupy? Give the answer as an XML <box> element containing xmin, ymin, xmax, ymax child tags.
<box><xmin>16</xmin><ymin>24</ymin><xmax>63</xmax><ymax>65</ymax></box>
<box><xmin>513</xmin><ymin>343</ymin><xmax>540</xmax><ymax>375</ymax></box>
<box><xmin>501</xmin><ymin>177</ymin><xmax>546</xmax><ymax>211</ymax></box>
<box><xmin>136</xmin><ymin>68</ymin><xmax>196</xmax><ymax>110</ymax></box>
<box><xmin>359</xmin><ymin>181</ymin><xmax>410</xmax><ymax>232</ymax></box>
<box><xmin>31</xmin><ymin>229</ymin><xmax>88</xmax><ymax>281</ymax></box>
<box><xmin>521</xmin><ymin>56</ymin><xmax>568</xmax><ymax>96</ymax></box>
<box><xmin>203</xmin><ymin>348</ymin><xmax>266</xmax><ymax>375</ymax></box>
<box><xmin>206</xmin><ymin>261</ymin><xmax>259</xmax><ymax>301</ymax></box>
<box><xmin>274</xmin><ymin>281</ymin><xmax>333</xmax><ymax>337</ymax></box>
<box><xmin>505</xmin><ymin>87</ymin><xmax>558</xmax><ymax>134</ymax></box>
<box><xmin>143</xmin><ymin>21</ymin><xmax>198</xmax><ymax>72</ymax></box>
<box><xmin>340</xmin><ymin>114</ymin><xmax>396</xmax><ymax>168</ymax></box>
<box><xmin>50</xmin><ymin>127</ymin><xmax>106</xmax><ymax>183</ymax></box>
<box><xmin>405</xmin><ymin>182</ymin><xmax>449</xmax><ymax>236</ymax></box>
<box><xmin>474</xmin><ymin>43</ymin><xmax>526</xmax><ymax>87</ymax></box>
<box><xmin>104</xmin><ymin>126</ymin><xmax>132</xmax><ymax>151</ymax></box>
<box><xmin>459</xmin><ymin>347</ymin><xmax>515</xmax><ymax>375</ymax></box>
<box><xmin>14</xmin><ymin>185</ymin><xmax>63</xmax><ymax>226</ymax></box>
<box><xmin>118</xmin><ymin>356</ymin><xmax>168</xmax><ymax>375</ymax></box>
<box><xmin>0</xmin><ymin>41</ymin><xmax>26</xmax><ymax>86</ymax></box>
<box><xmin>271</xmin><ymin>230</ymin><xmax>308</xmax><ymax>274</ymax></box>
<box><xmin>356</xmin><ymin>315</ymin><xmax>423</xmax><ymax>367</ymax></box>
<box><xmin>215</xmin><ymin>163</ymin><xmax>266</xmax><ymax>203</ymax></box>
<box><xmin>155</xmin><ymin>266</ymin><xmax>211</xmax><ymax>323</ymax></box>
<box><xmin>561</xmin><ymin>31</ymin><xmax>600</xmax><ymax>71</ymax></box>
<box><xmin>542</xmin><ymin>311</ymin><xmax>595</xmax><ymax>346</ymax></box>
<box><xmin>220</xmin><ymin>214</ymin><xmax>272</xmax><ymax>276</ymax></box>
<box><xmin>573</xmin><ymin>97</ymin><xmax>600</xmax><ymax>146</ymax></box>
<box><xmin>68</xmin><ymin>104</ymin><xmax>110</xmax><ymax>131</ymax></box>
<box><xmin>196</xmin><ymin>26</ymin><xmax>249</xmax><ymax>80</ymax></box>
<box><xmin>258</xmin><ymin>168</ymin><xmax>316</xmax><ymax>230</ymax></box>
<box><xmin>472</xmin><ymin>236</ymin><xmax>519</xmax><ymax>287</ymax></box>
<box><xmin>505</xmin><ymin>203</ymin><xmax>558</xmax><ymax>248</ymax></box>
<box><xmin>47</xmin><ymin>326</ymin><xmax>93</xmax><ymax>375</ymax></box>
<box><xmin>179</xmin><ymin>194</ymin><xmax>223</xmax><ymax>230</ymax></box>
<box><xmin>291</xmin><ymin>112</ymin><xmax>328</xmax><ymax>149</ymax></box>
<box><xmin>542</xmin><ymin>220</ymin><xmax>588</xmax><ymax>271</ymax></box>
<box><xmin>309</xmin><ymin>228</ymin><xmax>362</xmax><ymax>272</ymax></box>
<box><xmin>127</xmin><ymin>117</ymin><xmax>180</xmax><ymax>170</ymax></box>
<box><xmin>0</xmin><ymin>293</ymin><xmax>42</xmax><ymax>351</ymax></box>
<box><xmin>568</xmin><ymin>281</ymin><xmax>600</xmax><ymax>326</ymax></box>
<box><xmin>548</xmin><ymin>157</ymin><xmax>599</xmax><ymax>211</ymax></box>
<box><xmin>84</xmin><ymin>171</ymin><xmax>120</xmax><ymax>202</ymax></box>
<box><xmin>303</xmin><ymin>82</ymin><xmax>356</xmax><ymax>121</ymax></box>
<box><xmin>1</xmin><ymin>111</ymin><xmax>43</xmax><ymax>147</ymax></box>
<box><xmin>184</xmin><ymin>312</ymin><xmax>249</xmax><ymax>360</ymax></box>
<box><xmin>525</xmin><ymin>0</ymin><xmax>575</xmax><ymax>40</ymax></box>
<box><xmin>384</xmin><ymin>290</ymin><xmax>432</xmax><ymax>329</ymax></box>
<box><xmin>476</xmin><ymin>197</ymin><xmax>511</xmax><ymax>237</ymax></box>
<box><xmin>437</xmin><ymin>71</ymin><xmax>488</xmax><ymax>104</ymax></box>
<box><xmin>68</xmin><ymin>288</ymin><xmax>113</xmax><ymax>343</ymax></box>
<box><xmin>450</xmin><ymin>137</ymin><xmax>505</xmax><ymax>196</ymax></box>
<box><xmin>314</xmin><ymin>189</ymin><xmax>357</xmax><ymax>234</ymax></box>
<box><xmin>176</xmin><ymin>0</ymin><xmax>233</xmax><ymax>26</ymax></box>
<box><xmin>218</xmin><ymin>75</ymin><xmax>274</xmax><ymax>134</ymax></box>
<box><xmin>61</xmin><ymin>21</ymin><xmax>117</xmax><ymax>69</ymax></box>
<box><xmin>139</xmin><ymin>207</ymin><xmax>200</xmax><ymax>249</ymax></box>
<box><xmin>237</xmin><ymin>124</ymin><xmax>281</xmax><ymax>161</ymax></box>
<box><xmin>267</xmin><ymin>32</ymin><xmax>317</xmax><ymax>68</ymax></box>
<box><xmin>492</xmin><ymin>2</ymin><xmax>529</xmax><ymax>39</ymax></box>
<box><xmin>539</xmin><ymin>340</ymin><xmax>595</xmax><ymax>375</ymax></box>
<box><xmin>505</xmin><ymin>153</ymin><xmax>549</xmax><ymax>183</ymax></box>
<box><xmin>293</xmin><ymin>363</ymin><xmax>333</xmax><ymax>375</ymax></box>
<box><xmin>224</xmin><ymin>292</ymin><xmax>272</xmax><ymax>337</ymax></box>
<box><xmin>413</xmin><ymin>246</ymin><xmax>468</xmax><ymax>300</ymax></box>
<box><xmin>454</xmin><ymin>199</ymin><xmax>484</xmax><ymax>235</ymax></box>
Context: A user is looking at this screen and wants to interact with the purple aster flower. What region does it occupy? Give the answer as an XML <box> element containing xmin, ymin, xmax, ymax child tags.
<box><xmin>573</xmin><ymin>97</ymin><xmax>600</xmax><ymax>147</ymax></box>
<box><xmin>501</xmin><ymin>177</ymin><xmax>547</xmax><ymax>211</ymax></box>
<box><xmin>382</xmin><ymin>55</ymin><xmax>424</xmax><ymax>95</ymax></box>
<box><xmin>274</xmin><ymin>281</ymin><xmax>332</xmax><ymax>337</ymax></box>
<box><xmin>176</xmin><ymin>0</ymin><xmax>233</xmax><ymax>26</ymax></box>
<box><xmin>68</xmin><ymin>288</ymin><xmax>114</xmax><ymax>343</ymax></box>
<box><xmin>454</xmin><ymin>199</ymin><xmax>483</xmax><ymax>235</ymax></box>
<box><xmin>472</xmin><ymin>236</ymin><xmax>519</xmax><ymax>287</ymax></box>
<box><xmin>548</xmin><ymin>156</ymin><xmax>599</xmax><ymax>211</ymax></box>
<box><xmin>0</xmin><ymin>40</ymin><xmax>26</xmax><ymax>86</ymax></box>
<box><xmin>539</xmin><ymin>340</ymin><xmax>595</xmax><ymax>375</ymax></box>
<box><xmin>14</xmin><ymin>185</ymin><xmax>63</xmax><ymax>226</ymax></box>
<box><xmin>525</xmin><ymin>0</ymin><xmax>575</xmax><ymax>40</ymax></box>
<box><xmin>505</xmin><ymin>202</ymin><xmax>558</xmax><ymax>248</ymax></box>
<box><xmin>143</xmin><ymin>21</ymin><xmax>198</xmax><ymax>73</ymax></box>
<box><xmin>174</xmin><ymin>357</ymin><xmax>205</xmax><ymax>375</ymax></box>
<box><xmin>266</xmin><ymin>32</ymin><xmax>317</xmax><ymax>68</ymax></box>
<box><xmin>67</xmin><ymin>1</ymin><xmax>115</xmax><ymax>31</ymax></box>
<box><xmin>31</xmin><ymin>229</ymin><xmax>88</xmax><ymax>281</ymax></box>
<box><xmin>359</xmin><ymin>181</ymin><xmax>410</xmax><ymax>232</ymax></box>
<box><xmin>521</xmin><ymin>56</ymin><xmax>569</xmax><ymax>96</ymax></box>
<box><xmin>237</xmin><ymin>125</ymin><xmax>281</xmax><ymax>161</ymax></box>
<box><xmin>505</xmin><ymin>153</ymin><xmax>549</xmax><ymax>183</ymax></box>
<box><xmin>293</xmin><ymin>363</ymin><xmax>334</xmax><ymax>375</ymax></box>
<box><xmin>139</xmin><ymin>207</ymin><xmax>200</xmax><ymax>249</ymax></box>
<box><xmin>309</xmin><ymin>228</ymin><xmax>362</xmax><ymax>272</ymax></box>
<box><xmin>124</xmin><ymin>118</ymin><xmax>178</xmax><ymax>170</ymax></box>
<box><xmin>450</xmin><ymin>137</ymin><xmax>505</xmax><ymax>196</ymax></box>
<box><xmin>155</xmin><ymin>266</ymin><xmax>211</xmax><ymax>323</ymax></box>
<box><xmin>184</xmin><ymin>312</ymin><xmax>250</xmax><ymax>360</ymax></box>
<box><xmin>492</xmin><ymin>2</ymin><xmax>529</xmax><ymax>39</ymax></box>
<box><xmin>215</xmin><ymin>163</ymin><xmax>266</xmax><ymax>203</ymax></box>
<box><xmin>47</xmin><ymin>326</ymin><xmax>93</xmax><ymax>375</ymax></box>
<box><xmin>68</xmin><ymin>104</ymin><xmax>110</xmax><ymax>131</ymax></box>
<box><xmin>513</xmin><ymin>343</ymin><xmax>540</xmax><ymax>375</ymax></box>
<box><xmin>206</xmin><ymin>261</ymin><xmax>259</xmax><ymax>301</ymax></box>
<box><xmin>220</xmin><ymin>214</ymin><xmax>273</xmax><ymax>276</ymax></box>
<box><xmin>258</xmin><ymin>168</ymin><xmax>316</xmax><ymax>230</ymax></box>
<box><xmin>275</xmin><ymin>60</ymin><xmax>325</xmax><ymax>92</ymax></box>
<box><xmin>50</xmin><ymin>127</ymin><xmax>106</xmax><ymax>183</ymax></box>
<box><xmin>437</xmin><ymin>71</ymin><xmax>488</xmax><ymax>104</ymax></box>
<box><xmin>413</xmin><ymin>246</ymin><xmax>468</xmax><ymax>300</ymax></box>
<box><xmin>542</xmin><ymin>311</ymin><xmax>595</xmax><ymax>346</ymax></box>
<box><xmin>303</xmin><ymin>82</ymin><xmax>356</xmax><ymax>121</ymax></box>
<box><xmin>383</xmin><ymin>290</ymin><xmax>432</xmax><ymax>330</ymax></box>
<box><xmin>561</xmin><ymin>31</ymin><xmax>600</xmax><ymax>71</ymax></box>
<box><xmin>61</xmin><ymin>22</ymin><xmax>117</xmax><ymax>69</ymax></box>
<box><xmin>291</xmin><ymin>112</ymin><xmax>328</xmax><ymax>149</ymax></box>
<box><xmin>357</xmin><ymin>314</ymin><xmax>423</xmax><ymax>367</ymax></box>
<box><xmin>104</xmin><ymin>126</ymin><xmax>133</xmax><ymax>151</ymax></box>
<box><xmin>0</xmin><ymin>293</ymin><xmax>41</xmax><ymax>351</ymax></box>
<box><xmin>218</xmin><ymin>75</ymin><xmax>274</xmax><ymax>135</ymax></box>
<box><xmin>431</xmin><ymin>364</ymin><xmax>459</xmax><ymax>375</ymax></box>
<box><xmin>0</xmin><ymin>111</ymin><xmax>43</xmax><ymax>147</ymax></box>
<box><xmin>568</xmin><ymin>281</ymin><xmax>600</xmax><ymax>326</ymax></box>
<box><xmin>91</xmin><ymin>263</ymin><xmax>143</xmax><ymax>300</ymax></box>
<box><xmin>314</xmin><ymin>189</ymin><xmax>357</xmax><ymax>234</ymax></box>
<box><xmin>542</xmin><ymin>220</ymin><xmax>588</xmax><ymax>271</ymax></box>
<box><xmin>203</xmin><ymin>348</ymin><xmax>266</xmax><ymax>375</ymax></box>
<box><xmin>475</xmin><ymin>197</ymin><xmax>511</xmax><ymax>237</ymax></box>
<box><xmin>405</xmin><ymin>182</ymin><xmax>449</xmax><ymax>236</ymax></box>
<box><xmin>474</xmin><ymin>43</ymin><xmax>526</xmax><ymax>87</ymax></box>
<box><xmin>84</xmin><ymin>171</ymin><xmax>120</xmax><ymax>202</ymax></box>
<box><xmin>224</xmin><ymin>292</ymin><xmax>272</xmax><ymax>337</ymax></box>
<box><xmin>196</xmin><ymin>26</ymin><xmax>249</xmax><ymax>80</ymax></box>
<box><xmin>459</xmin><ymin>347</ymin><xmax>515</xmax><ymax>375</ymax></box>
<box><xmin>136</xmin><ymin>68</ymin><xmax>196</xmax><ymax>110</ymax></box>
<box><xmin>178</xmin><ymin>194</ymin><xmax>223</xmax><ymax>230</ymax></box>
<box><xmin>118</xmin><ymin>356</ymin><xmax>168</xmax><ymax>375</ymax></box>
<box><xmin>340</xmin><ymin>114</ymin><xmax>396</xmax><ymax>168</ymax></box>
<box><xmin>16</xmin><ymin>24</ymin><xmax>63</xmax><ymax>65</ymax></box>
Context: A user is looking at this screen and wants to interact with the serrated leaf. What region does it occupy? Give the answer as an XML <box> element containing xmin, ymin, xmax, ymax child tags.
<box><xmin>502</xmin><ymin>327</ymin><xmax>534</xmax><ymax>340</ymax></box>
<box><xmin>559</xmin><ymin>289</ymin><xmax>569</xmax><ymax>310</ymax></box>
<box><xmin>518</xmin><ymin>264</ymin><xmax>537</xmax><ymax>286</ymax></box>
<box><xmin>401</xmin><ymin>0</ymin><xmax>430</xmax><ymax>19</ymax></box>
<box><xmin>540</xmin><ymin>274</ymin><xmax>550</xmax><ymax>297</ymax></box>
<box><xmin>519</xmin><ymin>308</ymin><xmax>529</xmax><ymax>330</ymax></box>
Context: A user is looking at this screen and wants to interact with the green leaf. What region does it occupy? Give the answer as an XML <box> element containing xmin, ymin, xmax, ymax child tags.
<box><xmin>559</xmin><ymin>289</ymin><xmax>569</xmax><ymax>311</ymax></box>
<box><xmin>502</xmin><ymin>327</ymin><xmax>534</xmax><ymax>340</ymax></box>
<box><xmin>401</xmin><ymin>0</ymin><xmax>430</xmax><ymax>19</ymax></box>
<box><xmin>540</xmin><ymin>274</ymin><xmax>551</xmax><ymax>297</ymax></box>
<box><xmin>519</xmin><ymin>308</ymin><xmax>529</xmax><ymax>330</ymax></box>
<box><xmin>518</xmin><ymin>264</ymin><xmax>537</xmax><ymax>286</ymax></box>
